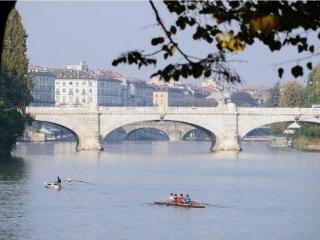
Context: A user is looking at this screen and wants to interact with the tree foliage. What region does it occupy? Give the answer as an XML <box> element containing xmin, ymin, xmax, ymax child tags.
<box><xmin>279</xmin><ymin>80</ymin><xmax>304</xmax><ymax>107</ymax></box>
<box><xmin>231</xmin><ymin>91</ymin><xmax>256</xmax><ymax>107</ymax></box>
<box><xmin>113</xmin><ymin>0</ymin><xmax>320</xmax><ymax>82</ymax></box>
<box><xmin>264</xmin><ymin>82</ymin><xmax>280</xmax><ymax>107</ymax></box>
<box><xmin>305</xmin><ymin>62</ymin><xmax>320</xmax><ymax>106</ymax></box>
<box><xmin>0</xmin><ymin>8</ymin><xmax>32</xmax><ymax>159</ymax></box>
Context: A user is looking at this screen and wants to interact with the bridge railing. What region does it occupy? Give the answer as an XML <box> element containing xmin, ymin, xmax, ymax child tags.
<box><xmin>27</xmin><ymin>106</ymin><xmax>320</xmax><ymax>116</ymax></box>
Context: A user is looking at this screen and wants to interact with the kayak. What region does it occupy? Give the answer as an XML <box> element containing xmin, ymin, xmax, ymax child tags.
<box><xmin>154</xmin><ymin>201</ymin><xmax>205</xmax><ymax>208</ymax></box>
<box><xmin>44</xmin><ymin>182</ymin><xmax>61</xmax><ymax>190</ymax></box>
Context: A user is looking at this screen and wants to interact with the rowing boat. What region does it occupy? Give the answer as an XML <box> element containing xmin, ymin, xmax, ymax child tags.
<box><xmin>154</xmin><ymin>201</ymin><xmax>205</xmax><ymax>208</ymax></box>
<box><xmin>44</xmin><ymin>182</ymin><xmax>61</xmax><ymax>190</ymax></box>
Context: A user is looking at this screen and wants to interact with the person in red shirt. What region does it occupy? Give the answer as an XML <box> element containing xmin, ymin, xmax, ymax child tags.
<box><xmin>178</xmin><ymin>194</ymin><xmax>185</xmax><ymax>204</ymax></box>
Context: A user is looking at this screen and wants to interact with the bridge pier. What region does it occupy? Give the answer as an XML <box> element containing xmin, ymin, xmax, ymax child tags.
<box><xmin>167</xmin><ymin>130</ymin><xmax>182</xmax><ymax>141</ymax></box>
<box><xmin>77</xmin><ymin>133</ymin><xmax>103</xmax><ymax>151</ymax></box>
<box><xmin>211</xmin><ymin>133</ymin><xmax>241</xmax><ymax>152</ymax></box>
<box><xmin>211</xmin><ymin>103</ymin><xmax>241</xmax><ymax>152</ymax></box>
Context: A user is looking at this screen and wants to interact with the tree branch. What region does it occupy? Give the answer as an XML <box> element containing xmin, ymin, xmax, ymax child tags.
<box><xmin>149</xmin><ymin>0</ymin><xmax>195</xmax><ymax>64</ymax></box>
<box><xmin>271</xmin><ymin>51</ymin><xmax>320</xmax><ymax>66</ymax></box>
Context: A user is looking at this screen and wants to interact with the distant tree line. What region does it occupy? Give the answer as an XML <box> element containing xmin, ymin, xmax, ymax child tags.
<box><xmin>264</xmin><ymin>63</ymin><xmax>320</xmax><ymax>138</ymax></box>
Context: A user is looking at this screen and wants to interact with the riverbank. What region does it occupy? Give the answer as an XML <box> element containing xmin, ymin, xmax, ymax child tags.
<box><xmin>293</xmin><ymin>136</ymin><xmax>320</xmax><ymax>151</ymax></box>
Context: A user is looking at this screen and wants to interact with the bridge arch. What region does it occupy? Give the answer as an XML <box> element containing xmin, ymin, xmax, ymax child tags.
<box><xmin>182</xmin><ymin>128</ymin><xmax>211</xmax><ymax>141</ymax></box>
<box><xmin>240</xmin><ymin>119</ymin><xmax>320</xmax><ymax>139</ymax></box>
<box><xmin>125</xmin><ymin>127</ymin><xmax>169</xmax><ymax>141</ymax></box>
<box><xmin>30</xmin><ymin>120</ymin><xmax>79</xmax><ymax>148</ymax></box>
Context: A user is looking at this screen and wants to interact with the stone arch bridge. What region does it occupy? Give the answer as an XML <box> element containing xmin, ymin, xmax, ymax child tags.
<box><xmin>27</xmin><ymin>105</ymin><xmax>320</xmax><ymax>152</ymax></box>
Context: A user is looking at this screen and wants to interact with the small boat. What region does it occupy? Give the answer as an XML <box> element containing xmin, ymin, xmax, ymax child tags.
<box><xmin>44</xmin><ymin>182</ymin><xmax>61</xmax><ymax>190</ymax></box>
<box><xmin>154</xmin><ymin>201</ymin><xmax>205</xmax><ymax>208</ymax></box>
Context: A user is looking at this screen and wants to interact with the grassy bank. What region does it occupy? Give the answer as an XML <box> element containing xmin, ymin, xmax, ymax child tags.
<box><xmin>293</xmin><ymin>136</ymin><xmax>320</xmax><ymax>151</ymax></box>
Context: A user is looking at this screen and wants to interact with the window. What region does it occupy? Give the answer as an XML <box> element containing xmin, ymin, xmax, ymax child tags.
<box><xmin>89</xmin><ymin>81</ymin><xmax>92</xmax><ymax>86</ymax></box>
<box><xmin>69</xmin><ymin>89</ymin><xmax>73</xmax><ymax>95</ymax></box>
<box><xmin>56</xmin><ymin>82</ymin><xmax>60</xmax><ymax>85</ymax></box>
<box><xmin>76</xmin><ymin>82</ymin><xmax>79</xmax><ymax>86</ymax></box>
<box><xmin>82</xmin><ymin>98</ymin><xmax>86</xmax><ymax>103</ymax></box>
<box><xmin>82</xmin><ymin>81</ymin><xmax>86</xmax><ymax>85</ymax></box>
<box><xmin>63</xmin><ymin>88</ymin><xmax>66</xmax><ymax>93</ymax></box>
<box><xmin>69</xmin><ymin>82</ymin><xmax>72</xmax><ymax>85</ymax></box>
<box><xmin>82</xmin><ymin>89</ymin><xmax>86</xmax><ymax>95</ymax></box>
<box><xmin>89</xmin><ymin>89</ymin><xmax>92</xmax><ymax>93</ymax></box>
<box><xmin>75</xmin><ymin>89</ymin><xmax>79</xmax><ymax>93</ymax></box>
<box><xmin>63</xmin><ymin>81</ymin><xmax>66</xmax><ymax>86</ymax></box>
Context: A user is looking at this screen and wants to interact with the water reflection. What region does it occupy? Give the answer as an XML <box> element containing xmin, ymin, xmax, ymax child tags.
<box><xmin>0</xmin><ymin>157</ymin><xmax>30</xmax><ymax>240</ymax></box>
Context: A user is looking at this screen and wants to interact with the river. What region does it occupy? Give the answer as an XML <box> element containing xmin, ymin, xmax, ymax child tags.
<box><xmin>1</xmin><ymin>141</ymin><xmax>320</xmax><ymax>240</ymax></box>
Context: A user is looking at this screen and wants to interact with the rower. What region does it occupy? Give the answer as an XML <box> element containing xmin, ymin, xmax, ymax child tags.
<box><xmin>173</xmin><ymin>194</ymin><xmax>178</xmax><ymax>202</ymax></box>
<box><xmin>184</xmin><ymin>194</ymin><xmax>191</xmax><ymax>204</ymax></box>
<box><xmin>168</xmin><ymin>193</ymin><xmax>175</xmax><ymax>202</ymax></box>
<box><xmin>178</xmin><ymin>194</ymin><xmax>185</xmax><ymax>204</ymax></box>
<box><xmin>56</xmin><ymin>176</ymin><xmax>62</xmax><ymax>185</ymax></box>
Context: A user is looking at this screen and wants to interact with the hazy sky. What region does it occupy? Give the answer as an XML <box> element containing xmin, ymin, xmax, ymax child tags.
<box><xmin>16</xmin><ymin>1</ymin><xmax>319</xmax><ymax>86</ymax></box>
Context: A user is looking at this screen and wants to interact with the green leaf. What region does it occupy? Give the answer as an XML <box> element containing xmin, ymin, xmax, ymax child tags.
<box><xmin>170</xmin><ymin>26</ymin><xmax>177</xmax><ymax>35</ymax></box>
<box><xmin>291</xmin><ymin>65</ymin><xmax>303</xmax><ymax>77</ymax></box>
<box><xmin>278</xmin><ymin>68</ymin><xmax>284</xmax><ymax>78</ymax></box>
<box><xmin>307</xmin><ymin>62</ymin><xmax>313</xmax><ymax>70</ymax></box>
<box><xmin>309</xmin><ymin>45</ymin><xmax>314</xmax><ymax>53</ymax></box>
<box><xmin>151</xmin><ymin>37</ymin><xmax>165</xmax><ymax>46</ymax></box>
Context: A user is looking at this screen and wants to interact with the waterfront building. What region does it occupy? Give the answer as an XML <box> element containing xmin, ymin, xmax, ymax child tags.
<box><xmin>152</xmin><ymin>86</ymin><xmax>186</xmax><ymax>107</ymax></box>
<box><xmin>153</xmin><ymin>87</ymin><xmax>168</xmax><ymax>107</ymax></box>
<box><xmin>125</xmin><ymin>80</ymin><xmax>153</xmax><ymax>106</ymax></box>
<box><xmin>54</xmin><ymin>70</ymin><xmax>122</xmax><ymax>107</ymax></box>
<box><xmin>29</xmin><ymin>67</ymin><xmax>55</xmax><ymax>106</ymax></box>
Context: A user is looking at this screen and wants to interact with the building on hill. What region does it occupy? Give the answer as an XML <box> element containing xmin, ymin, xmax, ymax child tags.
<box><xmin>65</xmin><ymin>60</ymin><xmax>89</xmax><ymax>71</ymax></box>
<box><xmin>240</xmin><ymin>85</ymin><xmax>269</xmax><ymax>105</ymax></box>
<box><xmin>148</xmin><ymin>76</ymin><xmax>182</xmax><ymax>87</ymax></box>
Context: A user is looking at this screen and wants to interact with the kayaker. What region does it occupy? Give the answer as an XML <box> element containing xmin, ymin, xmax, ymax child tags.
<box><xmin>184</xmin><ymin>194</ymin><xmax>191</xmax><ymax>204</ymax></box>
<box><xmin>168</xmin><ymin>193</ymin><xmax>175</xmax><ymax>202</ymax></box>
<box><xmin>56</xmin><ymin>176</ymin><xmax>62</xmax><ymax>185</ymax></box>
<box><xmin>178</xmin><ymin>194</ymin><xmax>185</xmax><ymax>204</ymax></box>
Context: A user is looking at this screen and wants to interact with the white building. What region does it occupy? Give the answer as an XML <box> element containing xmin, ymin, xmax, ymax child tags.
<box><xmin>29</xmin><ymin>67</ymin><xmax>55</xmax><ymax>106</ymax></box>
<box><xmin>54</xmin><ymin>70</ymin><xmax>121</xmax><ymax>107</ymax></box>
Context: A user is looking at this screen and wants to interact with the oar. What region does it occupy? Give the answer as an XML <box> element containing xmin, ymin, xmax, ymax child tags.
<box><xmin>64</xmin><ymin>177</ymin><xmax>95</xmax><ymax>185</ymax></box>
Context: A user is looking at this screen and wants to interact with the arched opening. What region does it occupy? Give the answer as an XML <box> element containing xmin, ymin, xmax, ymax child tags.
<box><xmin>182</xmin><ymin>129</ymin><xmax>211</xmax><ymax>141</ymax></box>
<box><xmin>22</xmin><ymin>120</ymin><xmax>79</xmax><ymax>148</ymax></box>
<box><xmin>242</xmin><ymin>127</ymin><xmax>272</xmax><ymax>141</ymax></box>
<box><xmin>125</xmin><ymin>128</ymin><xmax>169</xmax><ymax>141</ymax></box>
<box><xmin>242</xmin><ymin>120</ymin><xmax>320</xmax><ymax>150</ymax></box>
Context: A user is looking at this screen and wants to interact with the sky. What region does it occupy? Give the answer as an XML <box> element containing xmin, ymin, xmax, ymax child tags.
<box><xmin>16</xmin><ymin>1</ymin><xmax>320</xmax><ymax>87</ymax></box>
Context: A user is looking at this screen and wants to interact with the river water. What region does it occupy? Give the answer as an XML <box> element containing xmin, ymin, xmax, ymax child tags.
<box><xmin>1</xmin><ymin>141</ymin><xmax>320</xmax><ymax>240</ymax></box>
